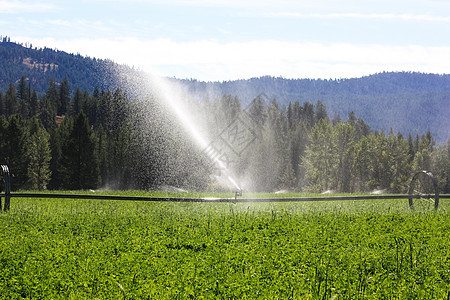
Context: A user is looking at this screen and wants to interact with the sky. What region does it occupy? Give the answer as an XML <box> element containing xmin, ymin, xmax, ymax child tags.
<box><xmin>1</xmin><ymin>0</ymin><xmax>450</xmax><ymax>81</ymax></box>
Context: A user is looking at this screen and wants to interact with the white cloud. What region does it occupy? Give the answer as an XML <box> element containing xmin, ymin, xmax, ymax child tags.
<box><xmin>14</xmin><ymin>36</ymin><xmax>450</xmax><ymax>81</ymax></box>
<box><xmin>0</xmin><ymin>0</ymin><xmax>57</xmax><ymax>13</ymax></box>
<box><xmin>97</xmin><ymin>0</ymin><xmax>450</xmax><ymax>18</ymax></box>
<box><xmin>45</xmin><ymin>19</ymin><xmax>71</xmax><ymax>27</ymax></box>
<box><xmin>85</xmin><ymin>0</ymin><xmax>312</xmax><ymax>8</ymax></box>
<box><xmin>267</xmin><ymin>12</ymin><xmax>450</xmax><ymax>23</ymax></box>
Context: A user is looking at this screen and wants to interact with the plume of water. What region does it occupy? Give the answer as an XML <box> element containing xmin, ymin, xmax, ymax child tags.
<box><xmin>144</xmin><ymin>73</ymin><xmax>241</xmax><ymax>193</ymax></box>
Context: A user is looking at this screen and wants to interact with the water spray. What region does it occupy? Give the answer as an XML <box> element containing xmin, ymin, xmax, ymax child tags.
<box><xmin>145</xmin><ymin>73</ymin><xmax>242</xmax><ymax>194</ymax></box>
<box><xmin>234</xmin><ymin>186</ymin><xmax>242</xmax><ymax>201</ymax></box>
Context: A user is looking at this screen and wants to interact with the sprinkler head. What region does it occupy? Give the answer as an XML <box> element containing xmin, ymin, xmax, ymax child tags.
<box><xmin>234</xmin><ymin>188</ymin><xmax>242</xmax><ymax>199</ymax></box>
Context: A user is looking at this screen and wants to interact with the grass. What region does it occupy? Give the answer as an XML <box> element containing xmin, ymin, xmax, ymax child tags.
<box><xmin>0</xmin><ymin>192</ymin><xmax>449</xmax><ymax>299</ymax></box>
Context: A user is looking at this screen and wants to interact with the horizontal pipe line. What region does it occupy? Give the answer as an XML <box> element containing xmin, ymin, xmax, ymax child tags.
<box><xmin>2</xmin><ymin>193</ymin><xmax>449</xmax><ymax>203</ymax></box>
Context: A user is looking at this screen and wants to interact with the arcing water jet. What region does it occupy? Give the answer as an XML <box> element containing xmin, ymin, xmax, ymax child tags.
<box><xmin>144</xmin><ymin>73</ymin><xmax>242</xmax><ymax>193</ymax></box>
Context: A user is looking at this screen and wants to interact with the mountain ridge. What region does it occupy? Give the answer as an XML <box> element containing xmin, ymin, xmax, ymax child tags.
<box><xmin>1</xmin><ymin>38</ymin><xmax>449</xmax><ymax>142</ymax></box>
<box><xmin>176</xmin><ymin>72</ymin><xmax>449</xmax><ymax>142</ymax></box>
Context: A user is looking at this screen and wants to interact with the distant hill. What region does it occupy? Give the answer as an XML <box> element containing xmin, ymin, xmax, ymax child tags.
<box><xmin>0</xmin><ymin>38</ymin><xmax>147</xmax><ymax>97</ymax></box>
<box><xmin>0</xmin><ymin>39</ymin><xmax>449</xmax><ymax>142</ymax></box>
<box><xmin>178</xmin><ymin>73</ymin><xmax>450</xmax><ymax>143</ymax></box>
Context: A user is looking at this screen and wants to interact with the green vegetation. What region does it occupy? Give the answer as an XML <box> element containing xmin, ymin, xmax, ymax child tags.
<box><xmin>0</xmin><ymin>77</ymin><xmax>449</xmax><ymax>193</ymax></box>
<box><xmin>1</xmin><ymin>39</ymin><xmax>449</xmax><ymax>193</ymax></box>
<box><xmin>2</xmin><ymin>39</ymin><xmax>449</xmax><ymax>143</ymax></box>
<box><xmin>0</xmin><ymin>194</ymin><xmax>448</xmax><ymax>299</ymax></box>
<box><xmin>0</xmin><ymin>38</ymin><xmax>138</xmax><ymax>97</ymax></box>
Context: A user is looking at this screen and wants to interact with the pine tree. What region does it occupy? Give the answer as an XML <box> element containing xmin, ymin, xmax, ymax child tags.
<box><xmin>0</xmin><ymin>92</ymin><xmax>4</xmax><ymax>115</ymax></box>
<box><xmin>303</xmin><ymin>119</ymin><xmax>336</xmax><ymax>192</ymax></box>
<box><xmin>247</xmin><ymin>94</ymin><xmax>267</xmax><ymax>128</ymax></box>
<box><xmin>0</xmin><ymin>116</ymin><xmax>8</xmax><ymax>163</ymax></box>
<box><xmin>39</xmin><ymin>94</ymin><xmax>56</xmax><ymax>130</ymax></box>
<box><xmin>315</xmin><ymin>100</ymin><xmax>329</xmax><ymax>123</ymax></box>
<box><xmin>354</xmin><ymin>135</ymin><xmax>372</xmax><ymax>191</ymax></box>
<box><xmin>354</xmin><ymin>118</ymin><xmax>370</xmax><ymax>140</ymax></box>
<box><xmin>107</xmin><ymin>124</ymin><xmax>133</xmax><ymax>189</ymax></box>
<box><xmin>29</xmin><ymin>89</ymin><xmax>40</xmax><ymax>118</ymax></box>
<box><xmin>412</xmin><ymin>131</ymin><xmax>435</xmax><ymax>172</ymax></box>
<box><xmin>387</xmin><ymin>131</ymin><xmax>411</xmax><ymax>192</ymax></box>
<box><xmin>84</xmin><ymin>93</ymin><xmax>98</xmax><ymax>126</ymax></box>
<box><xmin>46</xmin><ymin>78</ymin><xmax>58</xmax><ymax>112</ymax></box>
<box><xmin>71</xmin><ymin>88</ymin><xmax>84</xmax><ymax>116</ymax></box>
<box><xmin>60</xmin><ymin>112</ymin><xmax>99</xmax><ymax>189</ymax></box>
<box><xmin>111</xmin><ymin>88</ymin><xmax>128</xmax><ymax>132</ymax></box>
<box><xmin>58</xmin><ymin>78</ymin><xmax>70</xmax><ymax>115</ymax></box>
<box><xmin>98</xmin><ymin>90</ymin><xmax>113</xmax><ymax>130</ymax></box>
<box><xmin>4</xmin><ymin>115</ymin><xmax>27</xmax><ymax>189</ymax></box>
<box><xmin>279</xmin><ymin>160</ymin><xmax>297</xmax><ymax>191</ymax></box>
<box><xmin>17</xmin><ymin>76</ymin><xmax>29</xmax><ymax>118</ymax></box>
<box><xmin>25</xmin><ymin>118</ymin><xmax>51</xmax><ymax>190</ymax></box>
<box><xmin>96</xmin><ymin>125</ymin><xmax>108</xmax><ymax>186</ymax></box>
<box><xmin>302</xmin><ymin>102</ymin><xmax>315</xmax><ymax>129</ymax></box>
<box><xmin>47</xmin><ymin>123</ymin><xmax>69</xmax><ymax>189</ymax></box>
<box><xmin>333</xmin><ymin>122</ymin><xmax>356</xmax><ymax>192</ymax></box>
<box><xmin>5</xmin><ymin>83</ymin><xmax>18</xmax><ymax>117</ymax></box>
<box><xmin>17</xmin><ymin>76</ymin><xmax>28</xmax><ymax>102</ymax></box>
<box><xmin>373</xmin><ymin>131</ymin><xmax>390</xmax><ymax>190</ymax></box>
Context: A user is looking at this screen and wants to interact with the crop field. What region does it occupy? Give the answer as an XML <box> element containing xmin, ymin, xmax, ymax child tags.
<box><xmin>0</xmin><ymin>192</ymin><xmax>449</xmax><ymax>299</ymax></box>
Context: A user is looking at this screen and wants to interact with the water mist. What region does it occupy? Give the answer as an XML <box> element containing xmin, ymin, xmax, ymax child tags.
<box><xmin>144</xmin><ymin>73</ymin><xmax>242</xmax><ymax>193</ymax></box>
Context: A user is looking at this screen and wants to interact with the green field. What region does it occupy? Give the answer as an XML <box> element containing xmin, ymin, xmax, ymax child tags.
<box><xmin>0</xmin><ymin>192</ymin><xmax>449</xmax><ymax>299</ymax></box>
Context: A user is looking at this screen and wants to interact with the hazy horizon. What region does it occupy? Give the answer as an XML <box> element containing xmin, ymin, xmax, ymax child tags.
<box><xmin>1</xmin><ymin>0</ymin><xmax>449</xmax><ymax>81</ymax></box>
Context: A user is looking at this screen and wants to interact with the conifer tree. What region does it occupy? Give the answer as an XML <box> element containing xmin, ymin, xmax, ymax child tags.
<box><xmin>71</xmin><ymin>88</ymin><xmax>84</xmax><ymax>116</ymax></box>
<box><xmin>17</xmin><ymin>76</ymin><xmax>28</xmax><ymax>102</ymax></box>
<box><xmin>4</xmin><ymin>115</ymin><xmax>27</xmax><ymax>189</ymax></box>
<box><xmin>47</xmin><ymin>122</ymin><xmax>69</xmax><ymax>189</ymax></box>
<box><xmin>17</xmin><ymin>76</ymin><xmax>29</xmax><ymax>118</ymax></box>
<box><xmin>315</xmin><ymin>100</ymin><xmax>329</xmax><ymax>123</ymax></box>
<box><xmin>26</xmin><ymin>118</ymin><xmax>51</xmax><ymax>190</ymax></box>
<box><xmin>302</xmin><ymin>102</ymin><xmax>315</xmax><ymax>129</ymax></box>
<box><xmin>5</xmin><ymin>83</ymin><xmax>18</xmax><ymax>117</ymax></box>
<box><xmin>96</xmin><ymin>125</ymin><xmax>108</xmax><ymax>186</ymax></box>
<box><xmin>412</xmin><ymin>131</ymin><xmax>435</xmax><ymax>172</ymax></box>
<box><xmin>387</xmin><ymin>131</ymin><xmax>410</xmax><ymax>192</ymax></box>
<box><xmin>60</xmin><ymin>112</ymin><xmax>99</xmax><ymax>189</ymax></box>
<box><xmin>303</xmin><ymin>119</ymin><xmax>336</xmax><ymax>192</ymax></box>
<box><xmin>29</xmin><ymin>89</ymin><xmax>39</xmax><ymax>118</ymax></box>
<box><xmin>39</xmin><ymin>94</ymin><xmax>56</xmax><ymax>130</ymax></box>
<box><xmin>46</xmin><ymin>78</ymin><xmax>58</xmax><ymax>112</ymax></box>
<box><xmin>279</xmin><ymin>160</ymin><xmax>297</xmax><ymax>191</ymax></box>
<box><xmin>333</xmin><ymin>122</ymin><xmax>356</xmax><ymax>192</ymax></box>
<box><xmin>58</xmin><ymin>78</ymin><xmax>70</xmax><ymax>115</ymax></box>
<box><xmin>0</xmin><ymin>92</ymin><xmax>4</xmax><ymax>115</ymax></box>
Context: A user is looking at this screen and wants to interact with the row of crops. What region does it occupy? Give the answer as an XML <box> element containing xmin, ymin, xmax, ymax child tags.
<box><xmin>0</xmin><ymin>194</ymin><xmax>448</xmax><ymax>298</ymax></box>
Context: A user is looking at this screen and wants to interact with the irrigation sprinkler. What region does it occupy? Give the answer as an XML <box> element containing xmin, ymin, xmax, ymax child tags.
<box><xmin>0</xmin><ymin>165</ymin><xmax>11</xmax><ymax>211</ymax></box>
<box><xmin>0</xmin><ymin>166</ymin><xmax>448</xmax><ymax>211</ymax></box>
<box><xmin>234</xmin><ymin>188</ymin><xmax>243</xmax><ymax>201</ymax></box>
<box><xmin>408</xmin><ymin>170</ymin><xmax>439</xmax><ymax>210</ymax></box>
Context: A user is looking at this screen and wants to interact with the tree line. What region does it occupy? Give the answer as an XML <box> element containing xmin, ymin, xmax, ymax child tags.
<box><xmin>207</xmin><ymin>95</ymin><xmax>449</xmax><ymax>193</ymax></box>
<box><xmin>0</xmin><ymin>39</ymin><xmax>147</xmax><ymax>99</ymax></box>
<box><xmin>0</xmin><ymin>77</ymin><xmax>448</xmax><ymax>193</ymax></box>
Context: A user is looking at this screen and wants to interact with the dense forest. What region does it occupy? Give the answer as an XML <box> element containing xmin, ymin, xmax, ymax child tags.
<box><xmin>179</xmin><ymin>72</ymin><xmax>450</xmax><ymax>143</ymax></box>
<box><xmin>1</xmin><ymin>38</ymin><xmax>449</xmax><ymax>143</ymax></box>
<box><xmin>0</xmin><ymin>77</ymin><xmax>449</xmax><ymax>193</ymax></box>
<box><xmin>0</xmin><ymin>37</ymin><xmax>148</xmax><ymax>97</ymax></box>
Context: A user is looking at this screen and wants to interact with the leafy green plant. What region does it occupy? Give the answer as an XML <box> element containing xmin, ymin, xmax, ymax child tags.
<box><xmin>0</xmin><ymin>194</ymin><xmax>448</xmax><ymax>298</ymax></box>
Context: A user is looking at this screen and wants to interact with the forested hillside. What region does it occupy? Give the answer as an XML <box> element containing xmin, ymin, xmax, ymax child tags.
<box><xmin>0</xmin><ymin>37</ymin><xmax>450</xmax><ymax>143</ymax></box>
<box><xmin>0</xmin><ymin>38</ymin><xmax>449</xmax><ymax>193</ymax></box>
<box><xmin>179</xmin><ymin>73</ymin><xmax>450</xmax><ymax>143</ymax></box>
<box><xmin>1</xmin><ymin>38</ymin><xmax>448</xmax><ymax>143</ymax></box>
<box><xmin>0</xmin><ymin>78</ymin><xmax>448</xmax><ymax>193</ymax></box>
<box><xmin>0</xmin><ymin>37</ymin><xmax>147</xmax><ymax>97</ymax></box>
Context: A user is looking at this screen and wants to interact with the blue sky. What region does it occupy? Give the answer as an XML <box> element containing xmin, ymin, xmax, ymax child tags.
<box><xmin>1</xmin><ymin>0</ymin><xmax>450</xmax><ymax>81</ymax></box>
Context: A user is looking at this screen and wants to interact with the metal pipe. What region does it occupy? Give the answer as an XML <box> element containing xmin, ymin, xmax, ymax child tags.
<box><xmin>5</xmin><ymin>192</ymin><xmax>450</xmax><ymax>203</ymax></box>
